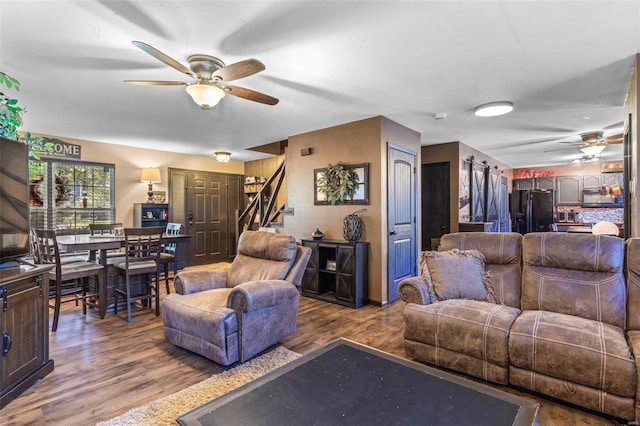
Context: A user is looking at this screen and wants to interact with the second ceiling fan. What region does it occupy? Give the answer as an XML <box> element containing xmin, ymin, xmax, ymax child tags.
<box><xmin>124</xmin><ymin>41</ymin><xmax>279</xmax><ymax>109</ymax></box>
<box><xmin>544</xmin><ymin>130</ymin><xmax>623</xmax><ymax>156</ymax></box>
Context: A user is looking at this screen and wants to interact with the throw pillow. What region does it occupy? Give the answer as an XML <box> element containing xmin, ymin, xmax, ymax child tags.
<box><xmin>418</xmin><ymin>249</ymin><xmax>496</xmax><ymax>303</ymax></box>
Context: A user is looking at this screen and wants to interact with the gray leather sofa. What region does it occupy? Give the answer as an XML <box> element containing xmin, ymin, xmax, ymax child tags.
<box><xmin>399</xmin><ymin>232</ymin><xmax>639</xmax><ymax>422</ymax></box>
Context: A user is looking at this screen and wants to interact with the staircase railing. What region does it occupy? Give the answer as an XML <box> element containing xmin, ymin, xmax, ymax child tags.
<box><xmin>236</xmin><ymin>159</ymin><xmax>286</xmax><ymax>238</ymax></box>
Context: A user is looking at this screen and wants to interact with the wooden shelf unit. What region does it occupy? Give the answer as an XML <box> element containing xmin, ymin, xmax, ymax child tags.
<box><xmin>133</xmin><ymin>203</ymin><xmax>169</xmax><ymax>228</ymax></box>
<box><xmin>300</xmin><ymin>239</ymin><xmax>368</xmax><ymax>308</ymax></box>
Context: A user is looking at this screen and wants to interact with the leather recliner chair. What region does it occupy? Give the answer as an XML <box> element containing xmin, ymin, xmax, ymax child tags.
<box><xmin>162</xmin><ymin>230</ymin><xmax>311</xmax><ymax>365</ymax></box>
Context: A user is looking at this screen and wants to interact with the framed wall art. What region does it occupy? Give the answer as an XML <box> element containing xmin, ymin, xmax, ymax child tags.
<box><xmin>314</xmin><ymin>162</ymin><xmax>369</xmax><ymax>205</ymax></box>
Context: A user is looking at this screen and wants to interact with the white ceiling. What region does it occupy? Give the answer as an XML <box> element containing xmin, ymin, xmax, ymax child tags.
<box><xmin>1</xmin><ymin>1</ymin><xmax>638</xmax><ymax>167</ymax></box>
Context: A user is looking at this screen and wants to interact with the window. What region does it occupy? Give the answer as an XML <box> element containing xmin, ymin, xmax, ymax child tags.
<box><xmin>29</xmin><ymin>160</ymin><xmax>116</xmax><ymax>234</ymax></box>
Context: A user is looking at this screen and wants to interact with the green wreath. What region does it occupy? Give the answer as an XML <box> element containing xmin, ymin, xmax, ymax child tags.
<box><xmin>317</xmin><ymin>162</ymin><xmax>360</xmax><ymax>204</ymax></box>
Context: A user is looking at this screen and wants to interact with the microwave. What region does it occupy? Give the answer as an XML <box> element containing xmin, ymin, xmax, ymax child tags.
<box><xmin>582</xmin><ymin>189</ymin><xmax>623</xmax><ymax>207</ymax></box>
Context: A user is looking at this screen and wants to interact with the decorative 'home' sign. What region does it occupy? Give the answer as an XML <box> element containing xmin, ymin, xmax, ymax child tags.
<box><xmin>38</xmin><ymin>137</ymin><xmax>81</xmax><ymax>159</ymax></box>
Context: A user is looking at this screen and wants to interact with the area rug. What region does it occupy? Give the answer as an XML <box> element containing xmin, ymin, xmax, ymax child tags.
<box><xmin>96</xmin><ymin>346</ymin><xmax>300</xmax><ymax>426</ymax></box>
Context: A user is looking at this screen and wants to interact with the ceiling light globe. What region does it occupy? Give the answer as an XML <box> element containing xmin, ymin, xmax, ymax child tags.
<box><xmin>580</xmin><ymin>145</ymin><xmax>606</xmax><ymax>156</ymax></box>
<box><xmin>186</xmin><ymin>84</ymin><xmax>225</xmax><ymax>109</ymax></box>
<box><xmin>474</xmin><ymin>101</ymin><xmax>514</xmax><ymax>117</ymax></box>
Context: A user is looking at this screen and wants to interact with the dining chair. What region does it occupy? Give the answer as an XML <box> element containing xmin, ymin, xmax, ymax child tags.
<box><xmin>32</xmin><ymin>228</ymin><xmax>106</xmax><ymax>332</ymax></box>
<box><xmin>89</xmin><ymin>222</ymin><xmax>125</xmax><ymax>259</ymax></box>
<box><xmin>158</xmin><ymin>222</ymin><xmax>182</xmax><ymax>294</ymax></box>
<box><xmin>113</xmin><ymin>227</ymin><xmax>164</xmax><ymax>323</ymax></box>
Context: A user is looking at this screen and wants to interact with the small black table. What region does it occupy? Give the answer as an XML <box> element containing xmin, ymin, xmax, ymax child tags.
<box><xmin>178</xmin><ymin>338</ymin><xmax>538</xmax><ymax>425</ymax></box>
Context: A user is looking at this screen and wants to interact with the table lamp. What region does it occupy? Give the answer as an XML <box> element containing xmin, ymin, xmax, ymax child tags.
<box><xmin>140</xmin><ymin>167</ymin><xmax>161</xmax><ymax>202</ymax></box>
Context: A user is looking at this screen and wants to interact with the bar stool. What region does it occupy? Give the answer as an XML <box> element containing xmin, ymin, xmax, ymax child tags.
<box><xmin>33</xmin><ymin>229</ymin><xmax>106</xmax><ymax>332</ymax></box>
<box><xmin>113</xmin><ymin>227</ymin><xmax>163</xmax><ymax>323</ymax></box>
<box><xmin>158</xmin><ymin>223</ymin><xmax>182</xmax><ymax>294</ymax></box>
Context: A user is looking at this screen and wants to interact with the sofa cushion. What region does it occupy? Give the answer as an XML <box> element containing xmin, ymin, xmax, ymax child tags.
<box><xmin>419</xmin><ymin>249</ymin><xmax>495</xmax><ymax>303</ymax></box>
<box><xmin>439</xmin><ymin>232</ymin><xmax>522</xmax><ymax>308</ymax></box>
<box><xmin>522</xmin><ymin>233</ymin><xmax>626</xmax><ymax>328</ymax></box>
<box><xmin>509</xmin><ymin>310</ymin><xmax>636</xmax><ymax>398</ymax></box>
<box><xmin>404</xmin><ymin>299</ymin><xmax>521</xmax><ymax>383</ymax></box>
<box><xmin>227</xmin><ymin>231</ymin><xmax>297</xmax><ymax>287</ymax></box>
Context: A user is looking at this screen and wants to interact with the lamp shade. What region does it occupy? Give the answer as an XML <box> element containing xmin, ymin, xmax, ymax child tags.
<box><xmin>215</xmin><ymin>152</ymin><xmax>231</xmax><ymax>163</ymax></box>
<box><xmin>140</xmin><ymin>167</ymin><xmax>161</xmax><ymax>183</ymax></box>
<box><xmin>186</xmin><ymin>84</ymin><xmax>226</xmax><ymax>109</ymax></box>
<box><xmin>580</xmin><ymin>145</ymin><xmax>606</xmax><ymax>156</ymax></box>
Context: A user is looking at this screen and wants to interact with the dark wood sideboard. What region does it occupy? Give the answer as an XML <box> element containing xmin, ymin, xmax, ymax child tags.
<box><xmin>0</xmin><ymin>264</ymin><xmax>54</xmax><ymax>408</ymax></box>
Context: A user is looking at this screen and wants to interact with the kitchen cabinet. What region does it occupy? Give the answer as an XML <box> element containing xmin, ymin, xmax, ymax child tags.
<box><xmin>602</xmin><ymin>172</ymin><xmax>624</xmax><ymax>189</ymax></box>
<box><xmin>301</xmin><ymin>240</ymin><xmax>368</xmax><ymax>308</ymax></box>
<box><xmin>582</xmin><ymin>174</ymin><xmax>602</xmax><ymax>189</ymax></box>
<box><xmin>556</xmin><ymin>176</ymin><xmax>582</xmax><ymax>205</ymax></box>
<box><xmin>0</xmin><ymin>264</ymin><xmax>54</xmax><ymax>408</ymax></box>
<box><xmin>513</xmin><ymin>178</ymin><xmax>555</xmax><ymax>191</ymax></box>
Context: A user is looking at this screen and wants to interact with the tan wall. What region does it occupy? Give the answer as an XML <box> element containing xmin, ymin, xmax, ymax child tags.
<box><xmin>624</xmin><ymin>54</ymin><xmax>639</xmax><ymax>237</ymax></box>
<box><xmin>283</xmin><ymin>116</ymin><xmax>420</xmax><ymax>305</ymax></box>
<box><xmin>33</xmin><ymin>133</ymin><xmax>243</xmax><ymax>227</ymax></box>
<box><xmin>421</xmin><ymin>141</ymin><xmax>511</xmax><ymax>232</ymax></box>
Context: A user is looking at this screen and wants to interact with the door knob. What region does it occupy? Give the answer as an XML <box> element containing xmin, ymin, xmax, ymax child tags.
<box><xmin>390</xmin><ymin>230</ymin><xmax>397</xmax><ymax>235</ymax></box>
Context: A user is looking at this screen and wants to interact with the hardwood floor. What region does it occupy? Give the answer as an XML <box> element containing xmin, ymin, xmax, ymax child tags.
<box><xmin>0</xmin><ymin>285</ymin><xmax>625</xmax><ymax>425</ymax></box>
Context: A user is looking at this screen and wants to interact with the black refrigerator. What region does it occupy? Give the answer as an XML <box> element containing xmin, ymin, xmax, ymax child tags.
<box><xmin>511</xmin><ymin>189</ymin><xmax>555</xmax><ymax>234</ymax></box>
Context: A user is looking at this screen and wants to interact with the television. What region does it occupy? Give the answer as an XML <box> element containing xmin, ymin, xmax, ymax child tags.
<box><xmin>0</xmin><ymin>137</ymin><xmax>30</xmax><ymax>266</ymax></box>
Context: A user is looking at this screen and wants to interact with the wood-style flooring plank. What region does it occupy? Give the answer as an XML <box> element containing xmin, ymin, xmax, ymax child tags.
<box><xmin>0</xmin><ymin>284</ymin><xmax>623</xmax><ymax>425</ymax></box>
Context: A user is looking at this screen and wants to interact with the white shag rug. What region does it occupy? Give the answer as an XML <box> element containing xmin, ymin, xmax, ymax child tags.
<box><xmin>96</xmin><ymin>346</ymin><xmax>300</xmax><ymax>426</ymax></box>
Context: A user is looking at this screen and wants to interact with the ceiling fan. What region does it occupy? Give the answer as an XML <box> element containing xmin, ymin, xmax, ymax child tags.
<box><xmin>544</xmin><ymin>130</ymin><xmax>623</xmax><ymax>155</ymax></box>
<box><xmin>124</xmin><ymin>41</ymin><xmax>279</xmax><ymax>109</ymax></box>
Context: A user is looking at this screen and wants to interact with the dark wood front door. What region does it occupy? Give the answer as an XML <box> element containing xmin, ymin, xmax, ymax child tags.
<box><xmin>421</xmin><ymin>162</ymin><xmax>450</xmax><ymax>250</ymax></box>
<box><xmin>171</xmin><ymin>170</ymin><xmax>242</xmax><ymax>266</ymax></box>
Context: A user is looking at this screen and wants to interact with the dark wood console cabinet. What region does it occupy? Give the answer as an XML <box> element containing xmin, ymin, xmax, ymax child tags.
<box><xmin>0</xmin><ymin>264</ymin><xmax>54</xmax><ymax>408</ymax></box>
<box><xmin>301</xmin><ymin>239</ymin><xmax>368</xmax><ymax>308</ymax></box>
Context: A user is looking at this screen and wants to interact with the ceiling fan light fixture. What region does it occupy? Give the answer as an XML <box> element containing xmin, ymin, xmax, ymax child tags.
<box><xmin>186</xmin><ymin>83</ymin><xmax>225</xmax><ymax>109</ymax></box>
<box><xmin>474</xmin><ymin>101</ymin><xmax>514</xmax><ymax>117</ymax></box>
<box><xmin>214</xmin><ymin>151</ymin><xmax>231</xmax><ymax>163</ymax></box>
<box><xmin>580</xmin><ymin>144</ymin><xmax>606</xmax><ymax>156</ymax></box>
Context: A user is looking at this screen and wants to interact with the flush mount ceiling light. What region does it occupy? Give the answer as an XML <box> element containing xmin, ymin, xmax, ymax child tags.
<box><xmin>474</xmin><ymin>101</ymin><xmax>514</xmax><ymax>117</ymax></box>
<box><xmin>580</xmin><ymin>144</ymin><xmax>606</xmax><ymax>156</ymax></box>
<box><xmin>185</xmin><ymin>83</ymin><xmax>226</xmax><ymax>109</ymax></box>
<box><xmin>215</xmin><ymin>151</ymin><xmax>231</xmax><ymax>162</ymax></box>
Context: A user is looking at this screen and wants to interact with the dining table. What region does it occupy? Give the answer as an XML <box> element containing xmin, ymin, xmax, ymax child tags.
<box><xmin>56</xmin><ymin>233</ymin><xmax>191</xmax><ymax>310</ymax></box>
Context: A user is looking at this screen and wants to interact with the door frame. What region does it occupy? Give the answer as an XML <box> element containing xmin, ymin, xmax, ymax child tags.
<box><xmin>386</xmin><ymin>143</ymin><xmax>418</xmax><ymax>304</ymax></box>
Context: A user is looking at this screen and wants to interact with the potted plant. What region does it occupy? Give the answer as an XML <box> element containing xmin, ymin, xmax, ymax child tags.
<box><xmin>317</xmin><ymin>162</ymin><xmax>360</xmax><ymax>204</ymax></box>
<box><xmin>0</xmin><ymin>72</ymin><xmax>45</xmax><ymax>159</ymax></box>
<box><xmin>0</xmin><ymin>72</ymin><xmax>23</xmax><ymax>140</ymax></box>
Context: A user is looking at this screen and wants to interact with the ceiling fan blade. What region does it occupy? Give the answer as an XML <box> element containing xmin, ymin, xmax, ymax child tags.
<box><xmin>223</xmin><ymin>85</ymin><xmax>279</xmax><ymax>105</ymax></box>
<box><xmin>213</xmin><ymin>59</ymin><xmax>265</xmax><ymax>82</ymax></box>
<box><xmin>544</xmin><ymin>146</ymin><xmax>580</xmax><ymax>153</ymax></box>
<box><xmin>124</xmin><ymin>80</ymin><xmax>187</xmax><ymax>86</ymax></box>
<box><xmin>605</xmin><ymin>132</ymin><xmax>623</xmax><ymax>144</ymax></box>
<box><xmin>132</xmin><ymin>41</ymin><xmax>195</xmax><ymax>77</ymax></box>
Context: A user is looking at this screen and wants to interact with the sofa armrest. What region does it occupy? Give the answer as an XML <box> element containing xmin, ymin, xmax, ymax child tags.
<box><xmin>227</xmin><ymin>280</ymin><xmax>299</xmax><ymax>313</ymax></box>
<box><xmin>173</xmin><ymin>269</ymin><xmax>228</xmax><ymax>294</ymax></box>
<box><xmin>398</xmin><ymin>276</ymin><xmax>432</xmax><ymax>305</ymax></box>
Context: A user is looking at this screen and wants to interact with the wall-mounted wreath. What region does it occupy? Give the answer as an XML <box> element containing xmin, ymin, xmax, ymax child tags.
<box><xmin>316</xmin><ymin>162</ymin><xmax>361</xmax><ymax>205</ymax></box>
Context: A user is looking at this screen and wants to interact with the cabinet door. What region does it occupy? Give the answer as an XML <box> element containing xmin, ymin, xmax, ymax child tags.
<box><xmin>0</xmin><ymin>275</ymin><xmax>46</xmax><ymax>392</ymax></box>
<box><xmin>335</xmin><ymin>246</ymin><xmax>356</xmax><ymax>304</ymax></box>
<box><xmin>583</xmin><ymin>174</ymin><xmax>602</xmax><ymax>188</ymax></box>
<box><xmin>556</xmin><ymin>176</ymin><xmax>582</xmax><ymax>205</ymax></box>
<box><xmin>513</xmin><ymin>179</ymin><xmax>534</xmax><ymax>190</ymax></box>
<box><xmin>301</xmin><ymin>242</ymin><xmax>319</xmax><ymax>294</ymax></box>
<box><xmin>534</xmin><ymin>177</ymin><xmax>555</xmax><ymax>190</ymax></box>
<box><xmin>603</xmin><ymin>172</ymin><xmax>623</xmax><ymax>188</ymax></box>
